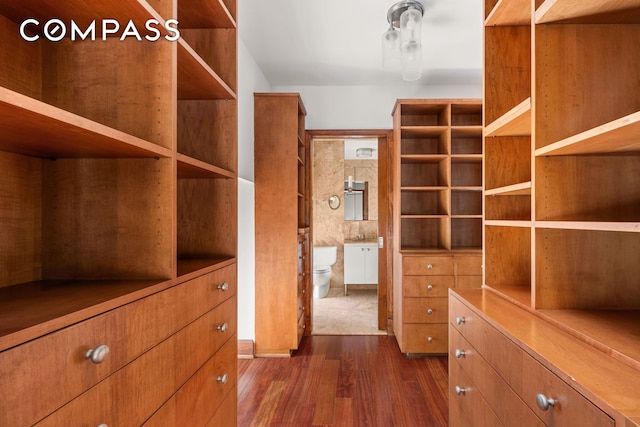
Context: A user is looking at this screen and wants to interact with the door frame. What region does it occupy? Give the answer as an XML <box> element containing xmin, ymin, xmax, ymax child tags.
<box><xmin>308</xmin><ymin>129</ymin><xmax>394</xmax><ymax>333</ymax></box>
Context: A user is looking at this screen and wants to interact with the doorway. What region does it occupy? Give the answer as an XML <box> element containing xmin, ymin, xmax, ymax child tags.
<box><xmin>308</xmin><ymin>130</ymin><xmax>392</xmax><ymax>335</ymax></box>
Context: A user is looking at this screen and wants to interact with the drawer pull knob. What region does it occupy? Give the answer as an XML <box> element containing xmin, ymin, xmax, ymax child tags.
<box><xmin>97</xmin><ymin>424</ymin><xmax>108</xmax><ymax>427</ymax></box>
<box><xmin>427</xmin><ymin>308</ymin><xmax>433</xmax><ymax>315</ymax></box>
<box><xmin>216</xmin><ymin>323</ymin><xmax>228</xmax><ymax>332</ymax></box>
<box><xmin>455</xmin><ymin>386</ymin><xmax>466</xmax><ymax>396</ymax></box>
<box><xmin>217</xmin><ymin>282</ymin><xmax>229</xmax><ymax>291</ymax></box>
<box><xmin>85</xmin><ymin>344</ymin><xmax>110</xmax><ymax>364</ymax></box>
<box><xmin>427</xmin><ymin>264</ymin><xmax>433</xmax><ymax>270</ymax></box>
<box><xmin>427</xmin><ymin>284</ymin><xmax>433</xmax><ymax>290</ymax></box>
<box><xmin>427</xmin><ymin>337</ymin><xmax>433</xmax><ymax>343</ymax></box>
<box><xmin>455</xmin><ymin>349</ymin><xmax>466</xmax><ymax>358</ymax></box>
<box><xmin>217</xmin><ymin>374</ymin><xmax>228</xmax><ymax>385</ymax></box>
<box><xmin>536</xmin><ymin>394</ymin><xmax>556</xmax><ymax>411</ymax></box>
<box><xmin>455</xmin><ymin>316</ymin><xmax>466</xmax><ymax>325</ymax></box>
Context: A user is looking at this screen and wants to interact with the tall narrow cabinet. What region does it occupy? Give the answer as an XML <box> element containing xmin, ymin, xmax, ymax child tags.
<box><xmin>392</xmin><ymin>99</ymin><xmax>483</xmax><ymax>355</ymax></box>
<box><xmin>0</xmin><ymin>1</ymin><xmax>238</xmax><ymax>425</ymax></box>
<box><xmin>254</xmin><ymin>93</ymin><xmax>311</xmax><ymax>357</ymax></box>
<box><xmin>450</xmin><ymin>1</ymin><xmax>640</xmax><ymax>425</ymax></box>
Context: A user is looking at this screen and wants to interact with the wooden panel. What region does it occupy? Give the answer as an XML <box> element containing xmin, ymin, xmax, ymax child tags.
<box><xmin>0</xmin><ymin>15</ymin><xmax>41</xmax><ymax>98</ymax></box>
<box><xmin>403</xmin><ymin>275</ymin><xmax>454</xmax><ymax>297</ymax></box>
<box><xmin>403</xmin><ymin>255</ymin><xmax>454</xmax><ymax>276</ymax></box>
<box><xmin>484</xmin><ymin>136</ymin><xmax>531</xmax><ymax>191</ymax></box>
<box><xmin>181</xmin><ymin>29</ymin><xmax>237</xmax><ymax>93</ymax></box>
<box><xmin>42</xmin><ymin>158</ymin><xmax>173</xmax><ymax>280</ymax></box>
<box><xmin>455</xmin><ymin>275</ymin><xmax>482</xmax><ymax>289</ymax></box>
<box><xmin>403</xmin><ymin>297</ymin><xmax>449</xmax><ymax>323</ymax></box>
<box><xmin>484</xmin><ymin>225</ymin><xmax>531</xmax><ymax>290</ymax></box>
<box><xmin>455</xmin><ymin>255</ymin><xmax>482</xmax><ymax>276</ymax></box>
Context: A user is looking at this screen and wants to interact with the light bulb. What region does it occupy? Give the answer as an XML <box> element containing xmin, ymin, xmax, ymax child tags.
<box><xmin>381</xmin><ymin>26</ymin><xmax>400</xmax><ymax>68</ymax></box>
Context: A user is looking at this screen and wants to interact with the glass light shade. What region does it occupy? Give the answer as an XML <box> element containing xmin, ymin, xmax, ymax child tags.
<box><xmin>400</xmin><ymin>6</ymin><xmax>422</xmax><ymax>45</ymax></box>
<box><xmin>381</xmin><ymin>26</ymin><xmax>400</xmax><ymax>68</ymax></box>
<box><xmin>401</xmin><ymin>40</ymin><xmax>422</xmax><ymax>81</ymax></box>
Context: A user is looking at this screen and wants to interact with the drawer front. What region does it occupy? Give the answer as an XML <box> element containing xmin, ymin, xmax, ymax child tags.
<box><xmin>403</xmin><ymin>275</ymin><xmax>454</xmax><ymax>297</ymax></box>
<box><xmin>455</xmin><ymin>255</ymin><xmax>482</xmax><ymax>276</ymax></box>
<box><xmin>401</xmin><ymin>323</ymin><xmax>448</xmax><ymax>354</ymax></box>
<box><xmin>36</xmin><ymin>298</ymin><xmax>237</xmax><ymax>427</ymax></box>
<box><xmin>0</xmin><ymin>265</ymin><xmax>236</xmax><ymax>426</ymax></box>
<box><xmin>206</xmin><ymin>386</ymin><xmax>237</xmax><ymax>427</ymax></box>
<box><xmin>521</xmin><ymin>354</ymin><xmax>614</xmax><ymax>427</ymax></box>
<box><xmin>450</xmin><ymin>329</ymin><xmax>544</xmax><ymax>427</ymax></box>
<box><xmin>143</xmin><ymin>338</ymin><xmax>237</xmax><ymax>427</ymax></box>
<box><xmin>403</xmin><ymin>297</ymin><xmax>448</xmax><ymax>323</ymax></box>
<box><xmin>403</xmin><ymin>255</ymin><xmax>454</xmax><ymax>276</ymax></box>
<box><xmin>455</xmin><ymin>275</ymin><xmax>482</xmax><ymax>289</ymax></box>
<box><xmin>449</xmin><ymin>363</ymin><xmax>503</xmax><ymax>427</ymax></box>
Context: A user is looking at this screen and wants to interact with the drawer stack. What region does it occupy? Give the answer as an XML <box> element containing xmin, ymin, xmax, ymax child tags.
<box><xmin>0</xmin><ymin>264</ymin><xmax>237</xmax><ymax>426</ymax></box>
<box><xmin>395</xmin><ymin>253</ymin><xmax>481</xmax><ymax>354</ymax></box>
<box><xmin>448</xmin><ymin>289</ymin><xmax>640</xmax><ymax>426</ymax></box>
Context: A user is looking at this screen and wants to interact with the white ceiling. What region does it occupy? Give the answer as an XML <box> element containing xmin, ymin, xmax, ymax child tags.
<box><xmin>238</xmin><ymin>0</ymin><xmax>483</xmax><ymax>87</ymax></box>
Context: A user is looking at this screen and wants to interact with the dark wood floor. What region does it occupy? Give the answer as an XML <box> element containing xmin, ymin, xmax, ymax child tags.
<box><xmin>237</xmin><ymin>335</ymin><xmax>449</xmax><ymax>426</ymax></box>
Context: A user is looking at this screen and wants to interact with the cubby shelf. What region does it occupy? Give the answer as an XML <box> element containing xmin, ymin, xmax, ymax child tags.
<box><xmin>535</xmin><ymin>0</ymin><xmax>640</xmax><ymax>24</ymax></box>
<box><xmin>178</xmin><ymin>39</ymin><xmax>236</xmax><ymax>100</ymax></box>
<box><xmin>484</xmin><ymin>97</ymin><xmax>531</xmax><ymax>137</ymax></box>
<box><xmin>485</xmin><ymin>0</ymin><xmax>531</xmax><ymax>25</ymax></box>
<box><xmin>485</xmin><ymin>181</ymin><xmax>531</xmax><ymax>196</ymax></box>
<box><xmin>178</xmin><ymin>0</ymin><xmax>236</xmax><ymax>28</ymax></box>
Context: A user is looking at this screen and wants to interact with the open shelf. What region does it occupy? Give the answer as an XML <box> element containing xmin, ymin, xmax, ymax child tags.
<box><xmin>177</xmin><ymin>39</ymin><xmax>236</xmax><ymax>100</ymax></box>
<box><xmin>484</xmin><ymin>97</ymin><xmax>531</xmax><ymax>137</ymax></box>
<box><xmin>485</xmin><ymin>182</ymin><xmax>531</xmax><ymax>196</ymax></box>
<box><xmin>535</xmin><ymin>0</ymin><xmax>640</xmax><ymax>24</ymax></box>
<box><xmin>485</xmin><ymin>0</ymin><xmax>531</xmax><ymax>26</ymax></box>
<box><xmin>178</xmin><ymin>0</ymin><xmax>236</xmax><ymax>29</ymax></box>
<box><xmin>535</xmin><ymin>111</ymin><xmax>640</xmax><ymax>156</ymax></box>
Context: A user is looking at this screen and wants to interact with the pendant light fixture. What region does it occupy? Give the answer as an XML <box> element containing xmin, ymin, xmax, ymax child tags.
<box><xmin>381</xmin><ymin>1</ymin><xmax>425</xmax><ymax>81</ymax></box>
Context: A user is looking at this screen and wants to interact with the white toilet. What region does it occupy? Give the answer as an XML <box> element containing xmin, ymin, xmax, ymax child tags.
<box><xmin>312</xmin><ymin>246</ymin><xmax>337</xmax><ymax>299</ymax></box>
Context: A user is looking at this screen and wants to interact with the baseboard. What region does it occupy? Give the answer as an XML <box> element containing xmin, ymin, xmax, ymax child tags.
<box><xmin>238</xmin><ymin>339</ymin><xmax>255</xmax><ymax>359</ymax></box>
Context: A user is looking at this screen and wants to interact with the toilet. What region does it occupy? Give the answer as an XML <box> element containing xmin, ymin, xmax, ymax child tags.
<box><xmin>312</xmin><ymin>246</ymin><xmax>337</xmax><ymax>299</ymax></box>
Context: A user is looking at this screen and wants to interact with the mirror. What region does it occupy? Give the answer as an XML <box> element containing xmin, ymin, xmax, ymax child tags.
<box><xmin>344</xmin><ymin>180</ymin><xmax>368</xmax><ymax>221</ymax></box>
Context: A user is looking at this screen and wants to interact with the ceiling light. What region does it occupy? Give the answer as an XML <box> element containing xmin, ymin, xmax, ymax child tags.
<box><xmin>382</xmin><ymin>1</ymin><xmax>425</xmax><ymax>81</ymax></box>
<box><xmin>356</xmin><ymin>148</ymin><xmax>373</xmax><ymax>158</ymax></box>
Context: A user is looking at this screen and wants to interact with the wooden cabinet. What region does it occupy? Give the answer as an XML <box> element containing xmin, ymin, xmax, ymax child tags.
<box><xmin>449</xmin><ymin>289</ymin><xmax>637</xmax><ymax>426</ymax></box>
<box><xmin>344</xmin><ymin>243</ymin><xmax>378</xmax><ymax>292</ymax></box>
<box><xmin>468</xmin><ymin>1</ymin><xmax>640</xmax><ymax>425</ymax></box>
<box><xmin>254</xmin><ymin>93</ymin><xmax>311</xmax><ymax>357</ymax></box>
<box><xmin>0</xmin><ymin>0</ymin><xmax>238</xmax><ymax>425</ymax></box>
<box><xmin>391</xmin><ymin>99</ymin><xmax>483</xmax><ymax>354</ymax></box>
<box><xmin>394</xmin><ymin>253</ymin><xmax>481</xmax><ymax>354</ymax></box>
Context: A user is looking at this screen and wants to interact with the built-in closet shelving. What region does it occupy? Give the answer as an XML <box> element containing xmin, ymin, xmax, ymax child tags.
<box><xmin>450</xmin><ymin>1</ymin><xmax>640</xmax><ymax>425</ymax></box>
<box><xmin>0</xmin><ymin>0</ymin><xmax>238</xmax><ymax>424</ymax></box>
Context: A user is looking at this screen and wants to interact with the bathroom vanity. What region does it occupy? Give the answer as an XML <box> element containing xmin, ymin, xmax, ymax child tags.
<box><xmin>343</xmin><ymin>242</ymin><xmax>378</xmax><ymax>295</ymax></box>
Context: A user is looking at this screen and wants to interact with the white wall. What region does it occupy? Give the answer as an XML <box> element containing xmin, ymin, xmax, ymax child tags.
<box><xmin>272</xmin><ymin>85</ymin><xmax>482</xmax><ymax>129</ymax></box>
<box><xmin>237</xmin><ymin>38</ymin><xmax>270</xmax><ymax>341</ymax></box>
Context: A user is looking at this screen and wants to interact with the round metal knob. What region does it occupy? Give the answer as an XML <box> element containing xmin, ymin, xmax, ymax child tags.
<box><xmin>455</xmin><ymin>349</ymin><xmax>466</xmax><ymax>358</ymax></box>
<box><xmin>85</xmin><ymin>344</ymin><xmax>110</xmax><ymax>364</ymax></box>
<box><xmin>216</xmin><ymin>323</ymin><xmax>228</xmax><ymax>332</ymax></box>
<box><xmin>97</xmin><ymin>424</ymin><xmax>108</xmax><ymax>427</ymax></box>
<box><xmin>536</xmin><ymin>394</ymin><xmax>556</xmax><ymax>411</ymax></box>
<box><xmin>427</xmin><ymin>264</ymin><xmax>433</xmax><ymax>270</ymax></box>
<box><xmin>427</xmin><ymin>308</ymin><xmax>433</xmax><ymax>315</ymax></box>
<box><xmin>217</xmin><ymin>282</ymin><xmax>229</xmax><ymax>291</ymax></box>
<box><xmin>427</xmin><ymin>337</ymin><xmax>433</xmax><ymax>343</ymax></box>
<box><xmin>217</xmin><ymin>374</ymin><xmax>228</xmax><ymax>385</ymax></box>
<box><xmin>456</xmin><ymin>316</ymin><xmax>466</xmax><ymax>325</ymax></box>
<box><xmin>455</xmin><ymin>386</ymin><xmax>466</xmax><ymax>396</ymax></box>
<box><xmin>427</xmin><ymin>284</ymin><xmax>433</xmax><ymax>290</ymax></box>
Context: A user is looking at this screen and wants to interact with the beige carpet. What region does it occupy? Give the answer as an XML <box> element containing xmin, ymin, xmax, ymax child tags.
<box><xmin>312</xmin><ymin>287</ymin><xmax>386</xmax><ymax>335</ymax></box>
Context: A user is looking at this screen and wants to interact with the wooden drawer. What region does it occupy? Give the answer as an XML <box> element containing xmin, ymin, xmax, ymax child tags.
<box><xmin>0</xmin><ymin>265</ymin><xmax>236</xmax><ymax>426</ymax></box>
<box><xmin>449</xmin><ymin>362</ymin><xmax>502</xmax><ymax>427</ymax></box>
<box><xmin>455</xmin><ymin>255</ymin><xmax>482</xmax><ymax>276</ymax></box>
<box><xmin>450</xmin><ymin>329</ymin><xmax>544</xmax><ymax>427</ymax></box>
<box><xmin>401</xmin><ymin>323</ymin><xmax>448</xmax><ymax>353</ymax></box>
<box><xmin>521</xmin><ymin>354</ymin><xmax>614</xmax><ymax>427</ymax></box>
<box><xmin>36</xmin><ymin>297</ymin><xmax>237</xmax><ymax>426</ymax></box>
<box><xmin>403</xmin><ymin>275</ymin><xmax>454</xmax><ymax>297</ymax></box>
<box><xmin>403</xmin><ymin>297</ymin><xmax>448</xmax><ymax>323</ymax></box>
<box><xmin>206</xmin><ymin>387</ymin><xmax>237</xmax><ymax>426</ymax></box>
<box><xmin>143</xmin><ymin>338</ymin><xmax>237</xmax><ymax>426</ymax></box>
<box><xmin>403</xmin><ymin>255</ymin><xmax>454</xmax><ymax>276</ymax></box>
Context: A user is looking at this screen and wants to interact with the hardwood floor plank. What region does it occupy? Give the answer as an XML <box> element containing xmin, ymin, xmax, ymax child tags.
<box><xmin>237</xmin><ymin>336</ymin><xmax>448</xmax><ymax>426</ymax></box>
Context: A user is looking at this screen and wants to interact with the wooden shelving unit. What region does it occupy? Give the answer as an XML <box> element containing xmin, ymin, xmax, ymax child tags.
<box><xmin>254</xmin><ymin>93</ymin><xmax>311</xmax><ymax>357</ymax></box>
<box><xmin>450</xmin><ymin>1</ymin><xmax>640</xmax><ymax>425</ymax></box>
<box><xmin>0</xmin><ymin>1</ymin><xmax>238</xmax><ymax>425</ymax></box>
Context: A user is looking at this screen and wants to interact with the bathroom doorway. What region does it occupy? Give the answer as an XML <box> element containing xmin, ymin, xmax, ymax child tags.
<box><xmin>308</xmin><ymin>130</ymin><xmax>392</xmax><ymax>335</ymax></box>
